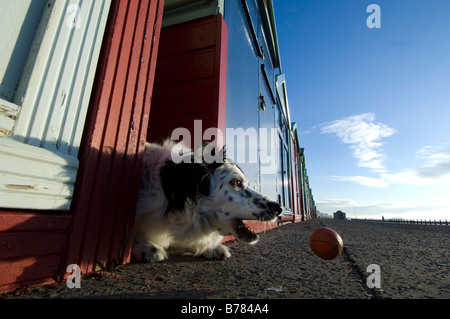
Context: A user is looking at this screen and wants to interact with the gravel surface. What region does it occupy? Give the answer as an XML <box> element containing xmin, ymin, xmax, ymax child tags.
<box><xmin>2</xmin><ymin>218</ymin><xmax>449</xmax><ymax>300</ymax></box>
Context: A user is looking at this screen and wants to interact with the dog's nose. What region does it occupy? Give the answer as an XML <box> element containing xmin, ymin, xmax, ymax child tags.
<box><xmin>267</xmin><ymin>201</ymin><xmax>282</xmax><ymax>213</ymax></box>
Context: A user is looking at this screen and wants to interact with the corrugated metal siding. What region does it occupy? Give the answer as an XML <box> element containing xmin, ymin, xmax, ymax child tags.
<box><xmin>0</xmin><ymin>138</ymin><xmax>79</xmax><ymax>210</ymax></box>
<box><xmin>0</xmin><ymin>0</ymin><xmax>111</xmax><ymax>211</ymax></box>
<box><xmin>0</xmin><ymin>99</ymin><xmax>20</xmax><ymax>136</ymax></box>
<box><xmin>13</xmin><ymin>0</ymin><xmax>111</xmax><ymax>157</ymax></box>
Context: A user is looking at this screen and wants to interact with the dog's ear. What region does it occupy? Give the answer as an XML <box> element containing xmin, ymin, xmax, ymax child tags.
<box><xmin>214</xmin><ymin>144</ymin><xmax>226</xmax><ymax>161</ymax></box>
<box><xmin>203</xmin><ymin>144</ymin><xmax>226</xmax><ymax>171</ymax></box>
<box><xmin>160</xmin><ymin>159</ymin><xmax>211</xmax><ymax>212</ymax></box>
<box><xmin>198</xmin><ymin>173</ymin><xmax>211</xmax><ymax>198</ymax></box>
<box><xmin>217</xmin><ymin>145</ymin><xmax>226</xmax><ymax>162</ymax></box>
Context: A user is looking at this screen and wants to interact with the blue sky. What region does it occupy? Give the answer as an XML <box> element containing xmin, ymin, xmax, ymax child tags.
<box><xmin>274</xmin><ymin>1</ymin><xmax>450</xmax><ymax>220</ymax></box>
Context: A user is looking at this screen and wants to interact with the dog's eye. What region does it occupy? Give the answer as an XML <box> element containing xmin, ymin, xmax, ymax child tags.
<box><xmin>230</xmin><ymin>179</ymin><xmax>243</xmax><ymax>188</ymax></box>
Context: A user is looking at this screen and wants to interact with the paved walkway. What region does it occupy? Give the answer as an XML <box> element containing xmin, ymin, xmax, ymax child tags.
<box><xmin>3</xmin><ymin>218</ymin><xmax>449</xmax><ymax>301</ymax></box>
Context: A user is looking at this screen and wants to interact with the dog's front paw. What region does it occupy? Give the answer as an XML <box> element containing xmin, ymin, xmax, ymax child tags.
<box><xmin>202</xmin><ymin>244</ymin><xmax>231</xmax><ymax>260</ymax></box>
<box><xmin>133</xmin><ymin>242</ymin><xmax>168</xmax><ymax>263</ymax></box>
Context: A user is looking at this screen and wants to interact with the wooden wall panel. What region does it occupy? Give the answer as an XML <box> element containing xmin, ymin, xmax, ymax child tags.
<box><xmin>0</xmin><ymin>212</ymin><xmax>71</xmax><ymax>291</ymax></box>
<box><xmin>0</xmin><ymin>255</ymin><xmax>63</xmax><ymax>291</ymax></box>
<box><xmin>151</xmin><ymin>79</ymin><xmax>215</xmax><ymax>117</ymax></box>
<box><xmin>148</xmin><ymin>14</ymin><xmax>228</xmax><ymax>146</ymax></box>
<box><xmin>62</xmin><ymin>0</ymin><xmax>164</xmax><ymax>276</ymax></box>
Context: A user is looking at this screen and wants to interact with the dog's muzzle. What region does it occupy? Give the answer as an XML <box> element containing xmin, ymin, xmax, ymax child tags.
<box><xmin>253</xmin><ymin>200</ymin><xmax>282</xmax><ymax>222</ymax></box>
<box><xmin>232</xmin><ymin>200</ymin><xmax>282</xmax><ymax>244</ymax></box>
<box><xmin>263</xmin><ymin>201</ymin><xmax>283</xmax><ymax>220</ymax></box>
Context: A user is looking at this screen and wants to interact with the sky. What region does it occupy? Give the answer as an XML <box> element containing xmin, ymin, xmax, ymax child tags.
<box><xmin>273</xmin><ymin>0</ymin><xmax>450</xmax><ymax>220</ymax></box>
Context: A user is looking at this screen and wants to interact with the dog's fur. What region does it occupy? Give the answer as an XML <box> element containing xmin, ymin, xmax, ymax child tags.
<box><xmin>132</xmin><ymin>140</ymin><xmax>282</xmax><ymax>262</ymax></box>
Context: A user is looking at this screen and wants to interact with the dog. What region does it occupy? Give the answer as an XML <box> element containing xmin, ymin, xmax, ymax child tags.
<box><xmin>132</xmin><ymin>140</ymin><xmax>282</xmax><ymax>262</ymax></box>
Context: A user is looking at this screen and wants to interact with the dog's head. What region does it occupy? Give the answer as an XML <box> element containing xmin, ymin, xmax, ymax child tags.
<box><xmin>160</xmin><ymin>143</ymin><xmax>282</xmax><ymax>244</ymax></box>
<box><xmin>205</xmin><ymin>160</ymin><xmax>282</xmax><ymax>244</ymax></box>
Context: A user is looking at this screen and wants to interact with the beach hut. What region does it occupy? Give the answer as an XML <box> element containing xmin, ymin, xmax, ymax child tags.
<box><xmin>0</xmin><ymin>0</ymin><xmax>164</xmax><ymax>292</ymax></box>
<box><xmin>296</xmin><ymin>148</ymin><xmax>316</xmax><ymax>220</ymax></box>
<box><xmin>334</xmin><ymin>211</ymin><xmax>347</xmax><ymax>220</ymax></box>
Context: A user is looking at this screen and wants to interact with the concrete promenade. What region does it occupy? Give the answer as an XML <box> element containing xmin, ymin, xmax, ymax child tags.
<box><xmin>3</xmin><ymin>218</ymin><xmax>449</xmax><ymax>300</ymax></box>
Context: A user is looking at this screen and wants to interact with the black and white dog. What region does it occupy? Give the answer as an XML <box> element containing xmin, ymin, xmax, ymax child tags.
<box><xmin>132</xmin><ymin>140</ymin><xmax>282</xmax><ymax>262</ymax></box>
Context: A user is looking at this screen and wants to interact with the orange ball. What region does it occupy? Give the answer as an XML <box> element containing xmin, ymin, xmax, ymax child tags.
<box><xmin>309</xmin><ymin>227</ymin><xmax>344</xmax><ymax>260</ymax></box>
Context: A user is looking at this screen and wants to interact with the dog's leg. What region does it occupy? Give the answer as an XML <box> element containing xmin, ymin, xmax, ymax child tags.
<box><xmin>201</xmin><ymin>244</ymin><xmax>231</xmax><ymax>260</ymax></box>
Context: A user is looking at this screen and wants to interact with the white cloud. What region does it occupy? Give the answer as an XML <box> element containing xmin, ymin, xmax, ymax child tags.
<box><xmin>319</xmin><ymin>114</ymin><xmax>450</xmax><ymax>188</ymax></box>
<box><xmin>320</xmin><ymin>113</ymin><xmax>396</xmax><ymax>170</ymax></box>
<box><xmin>382</xmin><ymin>166</ymin><xmax>450</xmax><ymax>186</ymax></box>
<box><xmin>332</xmin><ymin>175</ymin><xmax>389</xmax><ymax>188</ymax></box>
<box><xmin>299</xmin><ymin>129</ymin><xmax>312</xmax><ymax>135</ymax></box>
<box><xmin>381</xmin><ymin>146</ymin><xmax>450</xmax><ymax>185</ymax></box>
<box><xmin>316</xmin><ymin>198</ymin><xmax>449</xmax><ymax>220</ymax></box>
<box><xmin>416</xmin><ymin>161</ymin><xmax>450</xmax><ymax>179</ymax></box>
<box><xmin>332</xmin><ymin>144</ymin><xmax>450</xmax><ymax>187</ymax></box>
<box><xmin>416</xmin><ymin>145</ymin><xmax>450</xmax><ymax>161</ymax></box>
<box><xmin>316</xmin><ymin>198</ymin><xmax>357</xmax><ymax>207</ymax></box>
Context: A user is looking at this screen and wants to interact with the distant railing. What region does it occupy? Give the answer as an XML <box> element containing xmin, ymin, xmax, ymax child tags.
<box><xmin>347</xmin><ymin>217</ymin><xmax>449</xmax><ymax>226</ymax></box>
<box><xmin>386</xmin><ymin>219</ymin><xmax>449</xmax><ymax>226</ymax></box>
